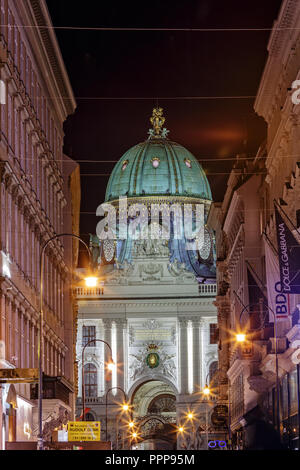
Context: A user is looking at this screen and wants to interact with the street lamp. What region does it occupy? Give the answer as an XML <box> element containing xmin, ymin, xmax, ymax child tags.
<box><xmin>185</xmin><ymin>411</ymin><xmax>196</xmax><ymax>446</ymax></box>
<box><xmin>235</xmin><ymin>301</ymin><xmax>280</xmax><ymax>435</ymax></box>
<box><xmin>82</xmin><ymin>339</ymin><xmax>114</xmax><ymax>423</ymax></box>
<box><xmin>203</xmin><ymin>369</ymin><xmax>232</xmax><ymax>449</ymax></box>
<box><xmin>201</xmin><ymin>378</ymin><xmax>211</xmax><ymax>449</ymax></box>
<box><xmin>105</xmin><ymin>386</ymin><xmax>129</xmax><ymax>442</ymax></box>
<box><xmin>236</xmin><ymin>333</ymin><xmax>246</xmax><ymax>343</ymax></box>
<box><xmin>37</xmin><ymin>233</ymin><xmax>95</xmax><ymax>451</ymax></box>
<box><xmin>84</xmin><ymin>276</ymin><xmax>98</xmax><ymax>287</ymax></box>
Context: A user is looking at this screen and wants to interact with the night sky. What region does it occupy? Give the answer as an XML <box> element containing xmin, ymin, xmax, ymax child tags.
<box><xmin>46</xmin><ymin>0</ymin><xmax>282</xmax><ymax>249</ymax></box>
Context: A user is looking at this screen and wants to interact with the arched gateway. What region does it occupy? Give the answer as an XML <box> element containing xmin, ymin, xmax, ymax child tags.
<box><xmin>75</xmin><ymin>109</ymin><xmax>219</xmax><ymax>449</ymax></box>
<box><xmin>129</xmin><ymin>380</ymin><xmax>177</xmax><ymax>450</ymax></box>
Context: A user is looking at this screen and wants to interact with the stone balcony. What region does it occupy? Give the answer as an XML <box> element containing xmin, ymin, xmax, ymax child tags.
<box><xmin>198</xmin><ymin>283</ymin><xmax>217</xmax><ymax>296</ymax></box>
<box><xmin>77</xmin><ymin>396</ymin><xmax>103</xmax><ymax>405</ymax></box>
<box><xmin>74</xmin><ymin>283</ymin><xmax>217</xmax><ymax>299</ymax></box>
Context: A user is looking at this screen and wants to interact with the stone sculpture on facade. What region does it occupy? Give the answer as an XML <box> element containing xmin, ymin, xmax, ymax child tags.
<box><xmin>129</xmin><ymin>343</ymin><xmax>176</xmax><ymax>384</ymax></box>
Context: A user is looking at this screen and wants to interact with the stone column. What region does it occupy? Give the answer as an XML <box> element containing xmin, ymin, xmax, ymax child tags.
<box><xmin>102</xmin><ymin>319</ymin><xmax>113</xmax><ymax>393</ymax></box>
<box><xmin>115</xmin><ymin>319</ymin><xmax>127</xmax><ymax>393</ymax></box>
<box><xmin>192</xmin><ymin>318</ymin><xmax>202</xmax><ymax>393</ymax></box>
<box><xmin>178</xmin><ymin>318</ymin><xmax>189</xmax><ymax>395</ymax></box>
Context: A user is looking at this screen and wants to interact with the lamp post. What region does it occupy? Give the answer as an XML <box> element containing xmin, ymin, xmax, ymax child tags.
<box><xmin>235</xmin><ymin>301</ymin><xmax>280</xmax><ymax>435</ymax></box>
<box><xmin>105</xmin><ymin>386</ymin><xmax>129</xmax><ymax>443</ymax></box>
<box><xmin>203</xmin><ymin>368</ymin><xmax>231</xmax><ymax>449</ymax></box>
<box><xmin>202</xmin><ymin>379</ymin><xmax>210</xmax><ymax>449</ymax></box>
<box><xmin>82</xmin><ymin>338</ymin><xmax>114</xmax><ymax>423</ymax></box>
<box><xmin>186</xmin><ymin>411</ymin><xmax>196</xmax><ymax>448</ymax></box>
<box><xmin>37</xmin><ymin>233</ymin><xmax>94</xmax><ymax>451</ymax></box>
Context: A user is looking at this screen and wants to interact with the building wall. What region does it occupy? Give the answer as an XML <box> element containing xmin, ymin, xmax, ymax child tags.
<box><xmin>74</xmin><ymin>274</ymin><xmax>218</xmax><ymax>449</ymax></box>
<box><xmin>208</xmin><ymin>0</ymin><xmax>300</xmax><ymax>449</ymax></box>
<box><xmin>0</xmin><ymin>0</ymin><xmax>77</xmax><ymax>446</ymax></box>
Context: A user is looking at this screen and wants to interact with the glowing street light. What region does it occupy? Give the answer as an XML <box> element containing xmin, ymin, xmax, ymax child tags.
<box><xmin>84</xmin><ymin>276</ymin><xmax>98</xmax><ymax>287</ymax></box>
<box><xmin>128</xmin><ymin>421</ymin><xmax>135</xmax><ymax>428</ymax></box>
<box><xmin>236</xmin><ymin>333</ymin><xmax>246</xmax><ymax>343</ymax></box>
<box><xmin>178</xmin><ymin>426</ymin><xmax>184</xmax><ymax>433</ymax></box>
<box><xmin>107</xmin><ymin>361</ymin><xmax>115</xmax><ymax>371</ymax></box>
<box><xmin>105</xmin><ymin>387</ymin><xmax>129</xmax><ymax>444</ymax></box>
<box><xmin>203</xmin><ymin>385</ymin><xmax>210</xmax><ymax>396</ymax></box>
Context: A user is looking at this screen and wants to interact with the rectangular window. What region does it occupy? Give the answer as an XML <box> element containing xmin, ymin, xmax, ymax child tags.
<box><xmin>7</xmin><ymin>9</ymin><xmax>13</xmax><ymax>53</ymax></box>
<box><xmin>84</xmin><ymin>364</ymin><xmax>97</xmax><ymax>398</ymax></box>
<box><xmin>0</xmin><ymin>1</ymin><xmax>5</xmax><ymax>39</ymax></box>
<box><xmin>37</xmin><ymin>83</ymin><xmax>41</xmax><ymax>121</ymax></box>
<box><xmin>209</xmin><ymin>323</ymin><xmax>218</xmax><ymax>344</ymax></box>
<box><xmin>31</xmin><ymin>69</ymin><xmax>36</xmax><ymax>107</ymax></box>
<box><xmin>14</xmin><ymin>26</ymin><xmax>19</xmax><ymax>68</ymax></box>
<box><xmin>82</xmin><ymin>325</ymin><xmax>96</xmax><ymax>347</ymax></box>
<box><xmin>20</xmin><ymin>41</ymin><xmax>25</xmax><ymax>83</ymax></box>
<box><xmin>7</xmin><ymin>92</ymin><xmax>12</xmax><ymax>147</ymax></box>
<box><xmin>26</xmin><ymin>55</ymin><xmax>30</xmax><ymax>94</ymax></box>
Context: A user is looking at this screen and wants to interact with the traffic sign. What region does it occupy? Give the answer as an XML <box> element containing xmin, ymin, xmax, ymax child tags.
<box><xmin>68</xmin><ymin>421</ymin><xmax>101</xmax><ymax>441</ymax></box>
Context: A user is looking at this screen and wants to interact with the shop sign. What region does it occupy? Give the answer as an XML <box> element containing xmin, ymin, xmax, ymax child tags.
<box><xmin>68</xmin><ymin>421</ymin><xmax>101</xmax><ymax>441</ymax></box>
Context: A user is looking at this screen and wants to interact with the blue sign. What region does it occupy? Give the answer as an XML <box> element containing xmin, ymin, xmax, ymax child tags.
<box><xmin>208</xmin><ymin>440</ymin><xmax>227</xmax><ymax>448</ymax></box>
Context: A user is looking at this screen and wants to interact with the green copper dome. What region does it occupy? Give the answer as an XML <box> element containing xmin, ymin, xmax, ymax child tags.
<box><xmin>105</xmin><ymin>109</ymin><xmax>212</xmax><ymax>202</ymax></box>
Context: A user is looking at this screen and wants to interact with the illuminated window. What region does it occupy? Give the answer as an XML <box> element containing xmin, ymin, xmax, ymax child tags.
<box><xmin>122</xmin><ymin>160</ymin><xmax>129</xmax><ymax>171</ymax></box>
<box><xmin>82</xmin><ymin>325</ymin><xmax>96</xmax><ymax>347</ymax></box>
<box><xmin>151</xmin><ymin>157</ymin><xmax>160</xmax><ymax>168</ymax></box>
<box><xmin>84</xmin><ymin>364</ymin><xmax>97</xmax><ymax>398</ymax></box>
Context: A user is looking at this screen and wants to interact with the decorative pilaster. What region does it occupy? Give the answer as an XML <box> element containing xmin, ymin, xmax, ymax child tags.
<box><xmin>114</xmin><ymin>319</ymin><xmax>127</xmax><ymax>393</ymax></box>
<box><xmin>178</xmin><ymin>318</ymin><xmax>189</xmax><ymax>395</ymax></box>
<box><xmin>102</xmin><ymin>319</ymin><xmax>113</xmax><ymax>393</ymax></box>
<box><xmin>192</xmin><ymin>318</ymin><xmax>202</xmax><ymax>393</ymax></box>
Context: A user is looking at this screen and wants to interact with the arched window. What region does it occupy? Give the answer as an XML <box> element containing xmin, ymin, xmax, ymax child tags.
<box><xmin>84</xmin><ymin>363</ymin><xmax>97</xmax><ymax>397</ymax></box>
<box><xmin>85</xmin><ymin>412</ymin><xmax>95</xmax><ymax>421</ymax></box>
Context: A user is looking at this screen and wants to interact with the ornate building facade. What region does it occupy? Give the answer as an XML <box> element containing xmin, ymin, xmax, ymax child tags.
<box><xmin>75</xmin><ymin>110</ymin><xmax>221</xmax><ymax>450</ymax></box>
<box><xmin>0</xmin><ymin>0</ymin><xmax>80</xmax><ymax>447</ymax></box>
<box><xmin>208</xmin><ymin>0</ymin><xmax>300</xmax><ymax>450</ymax></box>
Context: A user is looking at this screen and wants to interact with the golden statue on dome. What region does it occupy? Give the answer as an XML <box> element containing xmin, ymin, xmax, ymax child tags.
<box><xmin>149</xmin><ymin>107</ymin><xmax>169</xmax><ymax>139</ymax></box>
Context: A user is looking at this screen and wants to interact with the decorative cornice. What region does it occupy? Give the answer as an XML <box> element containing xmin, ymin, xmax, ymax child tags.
<box><xmin>28</xmin><ymin>0</ymin><xmax>76</xmax><ymax>117</ymax></box>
